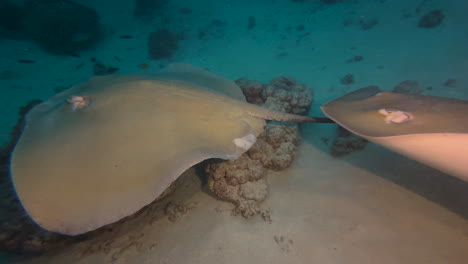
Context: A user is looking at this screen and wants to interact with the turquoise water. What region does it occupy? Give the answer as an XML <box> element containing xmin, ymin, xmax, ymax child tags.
<box><xmin>1</xmin><ymin>0</ymin><xmax>468</xmax><ymax>263</ymax></box>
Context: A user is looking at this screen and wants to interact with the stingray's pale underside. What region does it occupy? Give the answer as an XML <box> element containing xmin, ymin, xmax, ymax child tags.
<box><xmin>321</xmin><ymin>86</ymin><xmax>468</xmax><ymax>182</ymax></box>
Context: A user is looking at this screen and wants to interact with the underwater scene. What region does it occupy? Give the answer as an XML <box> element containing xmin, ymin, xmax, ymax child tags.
<box><xmin>1</xmin><ymin>0</ymin><xmax>468</xmax><ymax>263</ymax></box>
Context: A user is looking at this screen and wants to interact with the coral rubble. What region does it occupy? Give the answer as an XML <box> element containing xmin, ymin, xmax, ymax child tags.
<box><xmin>198</xmin><ymin>19</ymin><xmax>227</xmax><ymax>40</ymax></box>
<box><xmin>148</xmin><ymin>29</ymin><xmax>181</xmax><ymax>60</ymax></box>
<box><xmin>340</xmin><ymin>74</ymin><xmax>355</xmax><ymax>85</ymax></box>
<box><xmin>330</xmin><ymin>126</ymin><xmax>368</xmax><ymax>157</ymax></box>
<box><xmin>22</xmin><ymin>0</ymin><xmax>101</xmax><ymax>55</ymax></box>
<box><xmin>393</xmin><ymin>80</ymin><xmax>423</xmax><ymax>95</ymax></box>
<box><xmin>134</xmin><ymin>0</ymin><xmax>168</xmax><ymax>22</ymax></box>
<box><xmin>443</xmin><ymin>78</ymin><xmax>457</xmax><ymax>88</ymax></box>
<box><xmin>418</xmin><ymin>9</ymin><xmax>444</xmax><ymax>28</ymax></box>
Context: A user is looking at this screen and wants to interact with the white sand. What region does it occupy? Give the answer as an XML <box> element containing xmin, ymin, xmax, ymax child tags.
<box><xmin>2</xmin><ymin>0</ymin><xmax>468</xmax><ymax>263</ymax></box>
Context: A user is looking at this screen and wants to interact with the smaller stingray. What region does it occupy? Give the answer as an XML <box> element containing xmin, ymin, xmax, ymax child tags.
<box><xmin>10</xmin><ymin>64</ymin><xmax>330</xmax><ymax>235</ymax></box>
<box><xmin>321</xmin><ymin>86</ymin><xmax>468</xmax><ymax>182</ymax></box>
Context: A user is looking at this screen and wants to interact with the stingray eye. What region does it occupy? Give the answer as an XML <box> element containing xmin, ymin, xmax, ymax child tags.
<box><xmin>378</xmin><ymin>108</ymin><xmax>413</xmax><ymax>124</ymax></box>
<box><xmin>67</xmin><ymin>95</ymin><xmax>90</xmax><ymax>110</ymax></box>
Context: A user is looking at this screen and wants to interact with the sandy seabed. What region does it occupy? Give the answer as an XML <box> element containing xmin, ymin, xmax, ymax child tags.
<box><xmin>11</xmin><ymin>124</ymin><xmax>468</xmax><ymax>264</ymax></box>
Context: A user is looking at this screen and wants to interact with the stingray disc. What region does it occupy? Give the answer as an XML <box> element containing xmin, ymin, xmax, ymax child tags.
<box><xmin>321</xmin><ymin>86</ymin><xmax>468</xmax><ymax>182</ymax></box>
<box><xmin>10</xmin><ymin>65</ymin><xmax>271</xmax><ymax>235</ymax></box>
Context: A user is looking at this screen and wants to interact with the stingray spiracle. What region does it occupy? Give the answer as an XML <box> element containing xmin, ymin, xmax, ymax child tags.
<box><xmin>67</xmin><ymin>95</ymin><xmax>90</xmax><ymax>110</ymax></box>
<box><xmin>378</xmin><ymin>108</ymin><xmax>413</xmax><ymax>124</ymax></box>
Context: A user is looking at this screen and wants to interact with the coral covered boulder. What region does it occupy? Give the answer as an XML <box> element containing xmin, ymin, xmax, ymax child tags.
<box><xmin>205</xmin><ymin>122</ymin><xmax>302</xmax><ymax>220</ymax></box>
<box><xmin>248</xmin><ymin>124</ymin><xmax>301</xmax><ymax>171</ymax></box>
<box><xmin>206</xmin><ymin>156</ymin><xmax>270</xmax><ymax>220</ymax></box>
<box><xmin>206</xmin><ymin>76</ymin><xmax>313</xmax><ymax>219</ymax></box>
<box><xmin>236</xmin><ymin>76</ymin><xmax>313</xmax><ymax>115</ymax></box>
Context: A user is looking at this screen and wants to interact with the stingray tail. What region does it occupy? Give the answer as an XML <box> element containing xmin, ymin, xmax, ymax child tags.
<box><xmin>246</xmin><ymin>104</ymin><xmax>334</xmax><ymax>123</ymax></box>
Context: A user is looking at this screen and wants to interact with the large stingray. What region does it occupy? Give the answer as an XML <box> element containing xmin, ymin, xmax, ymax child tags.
<box><xmin>10</xmin><ymin>64</ymin><xmax>331</xmax><ymax>235</ymax></box>
<box><xmin>321</xmin><ymin>86</ymin><xmax>468</xmax><ymax>182</ymax></box>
